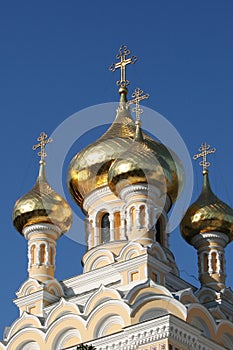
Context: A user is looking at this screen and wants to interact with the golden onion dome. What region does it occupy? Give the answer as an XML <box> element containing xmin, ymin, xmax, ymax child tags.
<box><xmin>180</xmin><ymin>171</ymin><xmax>233</xmax><ymax>244</ymax></box>
<box><xmin>12</xmin><ymin>162</ymin><xmax>72</xmax><ymax>235</ymax></box>
<box><xmin>67</xmin><ymin>88</ymin><xmax>183</xmax><ymax>209</ymax></box>
<box><xmin>108</xmin><ymin>122</ymin><xmax>170</xmax><ymax>199</ymax></box>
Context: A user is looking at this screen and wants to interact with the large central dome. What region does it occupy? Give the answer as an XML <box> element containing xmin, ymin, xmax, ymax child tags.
<box><xmin>67</xmin><ymin>88</ymin><xmax>183</xmax><ymax>210</ymax></box>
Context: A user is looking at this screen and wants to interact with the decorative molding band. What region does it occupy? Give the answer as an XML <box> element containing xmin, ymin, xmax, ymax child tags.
<box><xmin>23</xmin><ymin>223</ymin><xmax>62</xmax><ymax>240</ymax></box>
<box><xmin>191</xmin><ymin>231</ymin><xmax>229</xmax><ymax>248</ymax></box>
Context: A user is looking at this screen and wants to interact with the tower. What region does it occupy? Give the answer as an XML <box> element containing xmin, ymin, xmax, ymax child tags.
<box><xmin>180</xmin><ymin>143</ymin><xmax>233</xmax><ymax>321</ymax></box>
<box><xmin>12</xmin><ymin>132</ymin><xmax>72</xmax><ymax>316</ymax></box>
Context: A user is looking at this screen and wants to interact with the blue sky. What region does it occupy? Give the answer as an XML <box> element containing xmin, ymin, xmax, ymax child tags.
<box><xmin>1</xmin><ymin>0</ymin><xmax>233</xmax><ymax>337</ymax></box>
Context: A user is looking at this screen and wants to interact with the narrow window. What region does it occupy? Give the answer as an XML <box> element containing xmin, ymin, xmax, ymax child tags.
<box><xmin>101</xmin><ymin>213</ymin><xmax>110</xmax><ymax>243</ymax></box>
<box><xmin>203</xmin><ymin>253</ymin><xmax>208</xmax><ymax>273</ymax></box>
<box><xmin>31</xmin><ymin>245</ymin><xmax>36</xmax><ymax>265</ymax></box>
<box><xmin>155</xmin><ymin>218</ymin><xmax>163</xmax><ymax>245</ymax></box>
<box><xmin>212</xmin><ymin>252</ymin><xmax>217</xmax><ymax>272</ymax></box>
<box><xmin>40</xmin><ymin>244</ymin><xmax>46</xmax><ymax>264</ymax></box>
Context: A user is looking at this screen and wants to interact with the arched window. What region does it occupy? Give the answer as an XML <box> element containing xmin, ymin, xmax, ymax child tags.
<box><xmin>31</xmin><ymin>245</ymin><xmax>36</xmax><ymax>265</ymax></box>
<box><xmin>211</xmin><ymin>252</ymin><xmax>217</xmax><ymax>272</ymax></box>
<box><xmin>40</xmin><ymin>244</ymin><xmax>46</xmax><ymax>264</ymax></box>
<box><xmin>155</xmin><ymin>218</ymin><xmax>163</xmax><ymax>245</ymax></box>
<box><xmin>101</xmin><ymin>213</ymin><xmax>110</xmax><ymax>243</ymax></box>
<box><xmin>139</xmin><ymin>205</ymin><xmax>146</xmax><ymax>227</ymax></box>
<box><xmin>203</xmin><ymin>253</ymin><xmax>208</xmax><ymax>273</ymax></box>
<box><xmin>130</xmin><ymin>207</ymin><xmax>136</xmax><ymax>227</ymax></box>
<box><xmin>49</xmin><ymin>246</ymin><xmax>54</xmax><ymax>265</ymax></box>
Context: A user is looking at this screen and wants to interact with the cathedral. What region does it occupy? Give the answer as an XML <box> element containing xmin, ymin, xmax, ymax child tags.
<box><xmin>1</xmin><ymin>46</ymin><xmax>233</xmax><ymax>350</ymax></box>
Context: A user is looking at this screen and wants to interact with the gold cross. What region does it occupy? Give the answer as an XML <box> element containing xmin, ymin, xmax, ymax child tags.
<box><xmin>193</xmin><ymin>142</ymin><xmax>216</xmax><ymax>173</ymax></box>
<box><xmin>32</xmin><ymin>132</ymin><xmax>53</xmax><ymax>164</ymax></box>
<box><xmin>128</xmin><ymin>87</ymin><xmax>149</xmax><ymax>122</ymax></box>
<box><xmin>109</xmin><ymin>45</ymin><xmax>137</xmax><ymax>87</ymax></box>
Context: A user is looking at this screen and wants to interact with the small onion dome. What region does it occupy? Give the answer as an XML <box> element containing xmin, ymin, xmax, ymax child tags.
<box><xmin>67</xmin><ymin>88</ymin><xmax>183</xmax><ymax>209</ymax></box>
<box><xmin>180</xmin><ymin>171</ymin><xmax>233</xmax><ymax>244</ymax></box>
<box><xmin>12</xmin><ymin>162</ymin><xmax>72</xmax><ymax>235</ymax></box>
<box><xmin>108</xmin><ymin>122</ymin><xmax>170</xmax><ymax>199</ymax></box>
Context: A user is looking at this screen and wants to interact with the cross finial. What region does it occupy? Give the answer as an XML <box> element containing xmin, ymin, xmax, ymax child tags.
<box><xmin>193</xmin><ymin>142</ymin><xmax>216</xmax><ymax>174</ymax></box>
<box><xmin>128</xmin><ymin>87</ymin><xmax>149</xmax><ymax>122</ymax></box>
<box><xmin>109</xmin><ymin>45</ymin><xmax>137</xmax><ymax>87</ymax></box>
<box><xmin>32</xmin><ymin>132</ymin><xmax>53</xmax><ymax>164</ymax></box>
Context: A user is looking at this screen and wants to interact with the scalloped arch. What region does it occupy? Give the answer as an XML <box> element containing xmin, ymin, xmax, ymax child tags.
<box><xmin>45</xmin><ymin>298</ymin><xmax>81</xmax><ymax>327</ymax></box>
<box><xmin>131</xmin><ymin>296</ymin><xmax>187</xmax><ymax>322</ymax></box>
<box><xmin>116</xmin><ymin>241</ymin><xmax>146</xmax><ymax>262</ymax></box>
<box><xmin>126</xmin><ymin>281</ymin><xmax>173</xmax><ymax>305</ymax></box>
<box><xmin>187</xmin><ymin>303</ymin><xmax>216</xmax><ymax>339</ymax></box>
<box><xmin>84</xmin><ymin>285</ymin><xmax>122</xmax><ymax>316</ymax></box>
<box><xmin>46</xmin><ymin>315</ymin><xmax>86</xmax><ymax>346</ymax></box>
<box><xmin>6</xmin><ymin>313</ymin><xmax>42</xmax><ymax>341</ymax></box>
<box><xmin>87</xmin><ymin>299</ymin><xmax>131</xmax><ymax>338</ymax></box>
<box><xmin>83</xmin><ymin>248</ymin><xmax>115</xmax><ymax>272</ymax></box>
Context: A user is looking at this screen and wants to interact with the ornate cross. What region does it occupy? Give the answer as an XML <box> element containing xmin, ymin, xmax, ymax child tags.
<box><xmin>32</xmin><ymin>132</ymin><xmax>53</xmax><ymax>163</ymax></box>
<box><xmin>128</xmin><ymin>87</ymin><xmax>149</xmax><ymax>122</ymax></box>
<box><xmin>109</xmin><ymin>45</ymin><xmax>137</xmax><ymax>87</ymax></box>
<box><xmin>193</xmin><ymin>142</ymin><xmax>216</xmax><ymax>173</ymax></box>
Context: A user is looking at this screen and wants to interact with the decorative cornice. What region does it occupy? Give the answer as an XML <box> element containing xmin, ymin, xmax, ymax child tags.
<box><xmin>14</xmin><ymin>289</ymin><xmax>59</xmax><ymax>308</ymax></box>
<box><xmin>23</xmin><ymin>223</ymin><xmax>62</xmax><ymax>240</ymax></box>
<box><xmin>191</xmin><ymin>231</ymin><xmax>229</xmax><ymax>248</ymax></box>
<box><xmin>61</xmin><ymin>314</ymin><xmax>226</xmax><ymax>350</ymax></box>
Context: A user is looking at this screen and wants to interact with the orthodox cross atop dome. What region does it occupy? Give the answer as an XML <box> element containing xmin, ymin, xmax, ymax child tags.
<box><xmin>193</xmin><ymin>142</ymin><xmax>216</xmax><ymax>174</ymax></box>
<box><xmin>128</xmin><ymin>87</ymin><xmax>149</xmax><ymax>123</ymax></box>
<box><xmin>32</xmin><ymin>131</ymin><xmax>53</xmax><ymax>164</ymax></box>
<box><xmin>109</xmin><ymin>45</ymin><xmax>137</xmax><ymax>87</ymax></box>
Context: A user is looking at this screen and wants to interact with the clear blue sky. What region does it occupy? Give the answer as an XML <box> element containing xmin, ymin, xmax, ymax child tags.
<box><xmin>1</xmin><ymin>0</ymin><xmax>233</xmax><ymax>337</ymax></box>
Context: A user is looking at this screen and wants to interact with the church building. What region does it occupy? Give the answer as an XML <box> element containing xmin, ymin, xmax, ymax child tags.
<box><xmin>1</xmin><ymin>46</ymin><xmax>233</xmax><ymax>350</ymax></box>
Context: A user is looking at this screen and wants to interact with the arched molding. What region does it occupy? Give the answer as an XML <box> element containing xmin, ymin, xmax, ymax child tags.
<box><xmin>176</xmin><ymin>289</ymin><xmax>199</xmax><ymax>305</ymax></box>
<box><xmin>187</xmin><ymin>303</ymin><xmax>216</xmax><ymax>339</ymax></box>
<box><xmin>45</xmin><ymin>315</ymin><xmax>86</xmax><ymax>346</ymax></box>
<box><xmin>116</xmin><ymin>241</ymin><xmax>146</xmax><ymax>263</ymax></box>
<box><xmin>17</xmin><ymin>341</ymin><xmax>39</xmax><ymax>350</ymax></box>
<box><xmin>84</xmin><ymin>285</ymin><xmax>122</xmax><ymax>316</ymax></box>
<box><xmin>6</xmin><ymin>328</ymin><xmax>44</xmax><ymax>350</ymax></box>
<box><xmin>94</xmin><ymin>314</ymin><xmax>125</xmax><ymax>338</ymax></box>
<box><xmin>16</xmin><ymin>278</ymin><xmax>42</xmax><ymax>298</ymax></box>
<box><xmin>45</xmin><ymin>279</ymin><xmax>64</xmax><ymax>297</ymax></box>
<box><xmin>53</xmin><ymin>328</ymin><xmax>82</xmax><ymax>350</ymax></box>
<box><xmin>6</xmin><ymin>312</ymin><xmax>42</xmax><ymax>341</ymax></box>
<box><xmin>126</xmin><ymin>281</ymin><xmax>173</xmax><ymax>305</ymax></box>
<box><xmin>131</xmin><ymin>296</ymin><xmax>187</xmax><ymax>322</ymax></box>
<box><xmin>45</xmin><ymin>298</ymin><xmax>81</xmax><ymax>328</ymax></box>
<box><xmin>149</xmin><ymin>242</ymin><xmax>168</xmax><ymax>262</ymax></box>
<box><xmin>217</xmin><ymin>321</ymin><xmax>233</xmax><ymax>349</ymax></box>
<box><xmin>86</xmin><ymin>300</ymin><xmax>131</xmax><ymax>337</ymax></box>
<box><xmin>196</xmin><ymin>287</ymin><xmax>217</xmax><ymax>304</ymax></box>
<box><xmin>83</xmin><ymin>248</ymin><xmax>115</xmax><ymax>272</ymax></box>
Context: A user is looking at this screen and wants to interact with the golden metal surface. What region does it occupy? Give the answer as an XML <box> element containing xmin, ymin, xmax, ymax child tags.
<box><xmin>67</xmin><ymin>98</ymin><xmax>182</xmax><ymax>208</ymax></box>
<box><xmin>32</xmin><ymin>132</ymin><xmax>53</xmax><ymax>164</ymax></box>
<box><xmin>13</xmin><ymin>134</ymin><xmax>72</xmax><ymax>234</ymax></box>
<box><xmin>193</xmin><ymin>142</ymin><xmax>216</xmax><ymax>174</ymax></box>
<box><xmin>180</xmin><ymin>172</ymin><xmax>233</xmax><ymax>243</ymax></box>
<box><xmin>128</xmin><ymin>87</ymin><xmax>149</xmax><ymax>122</ymax></box>
<box><xmin>108</xmin><ymin>139</ymin><xmax>169</xmax><ymax>197</ymax></box>
<box><xmin>109</xmin><ymin>45</ymin><xmax>137</xmax><ymax>87</ymax></box>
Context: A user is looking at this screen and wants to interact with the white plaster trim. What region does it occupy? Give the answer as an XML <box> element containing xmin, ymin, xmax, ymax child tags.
<box><xmin>23</xmin><ymin>223</ymin><xmax>62</xmax><ymax>240</ymax></box>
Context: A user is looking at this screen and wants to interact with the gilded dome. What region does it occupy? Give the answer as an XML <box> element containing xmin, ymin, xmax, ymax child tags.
<box><xmin>108</xmin><ymin>123</ymin><xmax>170</xmax><ymax>198</ymax></box>
<box><xmin>12</xmin><ymin>162</ymin><xmax>72</xmax><ymax>235</ymax></box>
<box><xmin>180</xmin><ymin>171</ymin><xmax>233</xmax><ymax>244</ymax></box>
<box><xmin>67</xmin><ymin>89</ymin><xmax>183</xmax><ymax>209</ymax></box>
